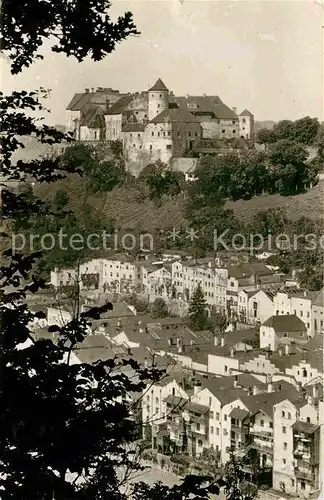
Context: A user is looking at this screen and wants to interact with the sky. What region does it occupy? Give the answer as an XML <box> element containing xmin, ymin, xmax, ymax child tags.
<box><xmin>2</xmin><ymin>0</ymin><xmax>323</xmax><ymax>124</ymax></box>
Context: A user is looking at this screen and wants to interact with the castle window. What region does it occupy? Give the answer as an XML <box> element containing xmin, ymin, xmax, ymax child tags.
<box><xmin>233</xmin><ymin>130</ymin><xmax>236</xmax><ymax>133</ymax></box>
<box><xmin>242</xmin><ymin>118</ymin><xmax>246</xmax><ymax>123</ymax></box>
<box><xmin>150</xmin><ymin>145</ymin><xmax>153</xmax><ymax>150</ymax></box>
<box><xmin>168</xmin><ymin>131</ymin><xmax>171</xmax><ymax>136</ymax></box>
<box><xmin>232</xmin><ymin>120</ymin><xmax>236</xmax><ymax>124</ymax></box>
<box><xmin>138</xmin><ymin>134</ymin><xmax>141</xmax><ymax>138</ymax></box>
<box><xmin>133</xmin><ymin>144</ymin><xmax>136</xmax><ymax>147</ymax></box>
<box><xmin>130</xmin><ymin>133</ymin><xmax>132</xmax><ymax>137</ymax></box>
<box><xmin>178</xmin><ymin>132</ymin><xmax>180</xmax><ymax>137</ymax></box>
<box><xmin>195</xmin><ymin>132</ymin><xmax>198</xmax><ymax>137</ymax></box>
<box><xmin>158</xmin><ymin>132</ymin><xmax>160</xmax><ymax>137</ymax></box>
<box><xmin>159</xmin><ymin>94</ymin><xmax>162</xmax><ymax>97</ymax></box>
<box><xmin>152</xmin><ymin>132</ymin><xmax>154</xmax><ymax>136</ymax></box>
<box><xmin>188</xmin><ymin>132</ymin><xmax>191</xmax><ymax>136</ymax></box>
<box><xmin>222</xmin><ymin>130</ymin><xmax>226</xmax><ymax>134</ymax></box>
<box><xmin>166</xmin><ymin>144</ymin><xmax>172</xmax><ymax>150</ymax></box>
<box><xmin>243</xmin><ymin>127</ymin><xmax>245</xmax><ymax>130</ymax></box>
<box><xmin>158</xmin><ymin>104</ymin><xmax>160</xmax><ymax>108</ymax></box>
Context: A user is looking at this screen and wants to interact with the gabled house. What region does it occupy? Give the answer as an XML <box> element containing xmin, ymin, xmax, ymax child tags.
<box><xmin>260</xmin><ymin>315</ymin><xmax>308</xmax><ymax>351</ymax></box>
<box><xmin>238</xmin><ymin>289</ymin><xmax>274</xmax><ymax>324</ymax></box>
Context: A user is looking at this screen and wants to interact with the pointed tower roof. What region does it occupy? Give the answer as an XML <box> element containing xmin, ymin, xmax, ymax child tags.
<box><xmin>149</xmin><ymin>78</ymin><xmax>168</xmax><ymax>92</ymax></box>
<box><xmin>240</xmin><ymin>109</ymin><xmax>254</xmax><ymax>117</ymax></box>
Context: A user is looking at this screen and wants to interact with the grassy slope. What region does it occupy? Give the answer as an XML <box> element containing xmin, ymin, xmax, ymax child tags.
<box><xmin>35</xmin><ymin>174</ymin><xmax>324</xmax><ymax>232</ymax></box>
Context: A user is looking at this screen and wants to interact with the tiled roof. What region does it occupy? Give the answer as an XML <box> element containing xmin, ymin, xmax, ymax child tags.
<box><xmin>211</xmin><ymin>389</ymin><xmax>247</xmax><ymax>406</ymax></box>
<box><xmin>262</xmin><ymin>314</ymin><xmax>307</xmax><ymax>332</ymax></box>
<box><xmin>173</xmin><ymin>96</ymin><xmax>223</xmax><ymax>112</ymax></box>
<box><xmin>164</xmin><ymin>394</ymin><xmax>187</xmax><ymax>407</ymax></box>
<box><xmin>80</xmin><ymin>107</ymin><xmax>105</xmax><ymax>128</ymax></box>
<box><xmin>66</xmin><ymin>92</ymin><xmax>93</xmax><ymax>111</ymax></box>
<box><xmin>270</xmin><ymin>350</ymin><xmax>323</xmax><ymax>373</ymax></box>
<box><xmin>201</xmin><ymin>383</ymin><xmax>247</xmax><ymax>406</ymax></box>
<box><xmin>149</xmin><ymin>78</ymin><xmax>168</xmax><ymax>92</ymax></box>
<box><xmin>74</xmin><ymin>335</ymin><xmax>121</xmax><ymax>364</ymax></box>
<box><xmin>228</xmin><ymin>262</ymin><xmax>274</xmax><ymax>279</ymax></box>
<box><xmin>187</xmin><ymin>401</ymin><xmax>209</xmax><ymax>414</ymax></box>
<box><xmin>212</xmin><ymin>103</ymin><xmax>238</xmax><ymax>120</ymax></box>
<box><xmin>123</xmin><ymin>123</ymin><xmax>145</xmax><ymax>133</ymax></box>
<box><xmin>292</xmin><ymin>421</ymin><xmax>319</xmax><ymax>434</ymax></box>
<box><xmin>229</xmin><ymin>408</ymin><xmax>250</xmax><ymax>420</ymax></box>
<box><xmin>173</xmin><ymin>96</ymin><xmax>237</xmax><ymax>120</ymax></box>
<box><xmin>239</xmin><ymin>109</ymin><xmax>254</xmax><ymax>117</ymax></box>
<box><xmin>150</xmin><ymin>108</ymin><xmax>198</xmax><ymax>124</ymax></box>
<box><xmin>302</xmin><ymin>335</ymin><xmax>323</xmax><ymax>351</ymax></box>
<box><xmin>241</xmin><ymin>389</ymin><xmax>301</xmax><ymax>418</ymax></box>
<box><xmin>311</xmin><ymin>287</ymin><xmax>324</xmax><ymax>307</ymax></box>
<box><xmin>214</xmin><ymin>328</ymin><xmax>258</xmax><ymax>346</ymax></box>
<box><xmin>105</xmin><ymin>95</ymin><xmax>134</xmax><ymax>115</ymax></box>
<box><xmin>202</xmin><ymin>373</ymin><xmax>261</xmax><ymax>392</ymax></box>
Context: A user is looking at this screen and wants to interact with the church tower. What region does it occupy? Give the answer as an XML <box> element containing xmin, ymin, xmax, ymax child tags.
<box><xmin>148</xmin><ymin>78</ymin><xmax>169</xmax><ymax>121</ymax></box>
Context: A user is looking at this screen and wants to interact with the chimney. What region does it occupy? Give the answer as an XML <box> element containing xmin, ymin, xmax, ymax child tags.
<box><xmin>234</xmin><ymin>380</ymin><xmax>238</xmax><ymax>388</ymax></box>
<box><xmin>178</xmin><ymin>344</ymin><xmax>184</xmax><ymax>354</ymax></box>
<box><xmin>105</xmin><ymin>98</ymin><xmax>110</xmax><ymax>112</ymax></box>
<box><xmin>230</xmin><ymin>347</ymin><xmax>235</xmax><ymax>358</ymax></box>
<box><xmin>253</xmin><ymin>385</ymin><xmax>259</xmax><ymax>396</ymax></box>
<box><xmin>144</xmin><ymin>357</ymin><xmax>148</xmax><ymax>368</ymax></box>
<box><xmin>232</xmin><ymin>107</ymin><xmax>237</xmax><ymax>114</ymax></box>
<box><xmin>284</xmin><ymin>344</ymin><xmax>289</xmax><ymax>356</ymax></box>
<box><xmin>194</xmin><ymin>383</ymin><xmax>202</xmax><ymax>395</ymax></box>
<box><xmin>138</xmin><ymin>320</ymin><xmax>146</xmax><ymax>334</ymax></box>
<box><xmin>312</xmin><ymin>385</ymin><xmax>318</xmax><ymax>398</ymax></box>
<box><xmin>267</xmin><ymin>383</ymin><xmax>273</xmax><ymax>393</ymax></box>
<box><xmin>91</xmin><ymin>88</ymin><xmax>95</xmax><ymax>93</ymax></box>
<box><xmin>304</xmin><ymin>291</ymin><xmax>307</xmax><ymax>298</ymax></box>
<box><xmin>221</xmin><ymin>337</ymin><xmax>225</xmax><ymax>347</ymax></box>
<box><xmin>208</xmin><ymin>261</ymin><xmax>212</xmax><ymax>268</ymax></box>
<box><xmin>214</xmin><ymin>336</ymin><xmax>219</xmax><ymax>347</ymax></box>
<box><xmin>85</xmin><ymin>88</ymin><xmax>89</xmax><ymax>93</ymax></box>
<box><xmin>307</xmin><ymin>396</ymin><xmax>313</xmax><ymax>406</ymax></box>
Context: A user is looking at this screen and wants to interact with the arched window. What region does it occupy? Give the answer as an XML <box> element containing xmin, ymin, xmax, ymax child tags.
<box><xmin>303</xmin><ymin>369</ymin><xmax>307</xmax><ymax>378</ymax></box>
<box><xmin>198</xmin><ymin>439</ymin><xmax>203</xmax><ymax>447</ymax></box>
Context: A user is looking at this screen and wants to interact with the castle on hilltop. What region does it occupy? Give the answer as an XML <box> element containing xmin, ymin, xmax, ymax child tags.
<box><xmin>66</xmin><ymin>79</ymin><xmax>254</xmax><ymax>171</ymax></box>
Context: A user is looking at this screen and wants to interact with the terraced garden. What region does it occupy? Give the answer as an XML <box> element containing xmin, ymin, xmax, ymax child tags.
<box><xmin>35</xmin><ymin>174</ymin><xmax>324</xmax><ymax>233</ymax></box>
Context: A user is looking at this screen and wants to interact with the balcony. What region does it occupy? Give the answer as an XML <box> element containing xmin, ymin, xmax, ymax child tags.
<box><xmin>250</xmin><ymin>442</ymin><xmax>273</xmax><ymax>455</ymax></box>
<box><xmin>250</xmin><ymin>429</ymin><xmax>273</xmax><ymax>439</ymax></box>
<box><xmin>294</xmin><ymin>468</ymin><xmax>315</xmax><ymax>482</ymax></box>
<box><xmin>293</xmin><ymin>448</ymin><xmax>311</xmax><ymax>460</ymax></box>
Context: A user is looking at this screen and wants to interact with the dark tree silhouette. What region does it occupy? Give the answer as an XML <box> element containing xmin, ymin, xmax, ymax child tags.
<box><xmin>188</xmin><ymin>284</ymin><xmax>209</xmax><ymax>331</ymax></box>
<box><xmin>0</xmin><ymin>2</ymin><xmax>253</xmax><ymax>499</ymax></box>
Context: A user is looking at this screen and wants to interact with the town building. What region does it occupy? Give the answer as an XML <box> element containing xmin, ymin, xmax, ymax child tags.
<box><xmin>238</xmin><ymin>289</ymin><xmax>274</xmax><ymax>324</ymax></box>
<box><xmin>66</xmin><ymin>87</ymin><xmax>123</xmax><ymax>140</ymax></box>
<box><xmin>273</xmin><ymin>289</ymin><xmax>320</xmax><ymax>336</ymax></box>
<box><xmin>260</xmin><ymin>315</ymin><xmax>308</xmax><ymax>352</ymax></box>
<box><xmin>171</xmin><ymin>258</ymin><xmax>228</xmax><ymax>311</ymax></box>
<box><xmin>311</xmin><ymin>288</ymin><xmax>324</xmax><ymax>334</ymax></box>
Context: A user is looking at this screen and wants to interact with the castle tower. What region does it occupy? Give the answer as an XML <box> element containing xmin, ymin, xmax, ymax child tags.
<box><xmin>239</xmin><ymin>109</ymin><xmax>254</xmax><ymax>142</ymax></box>
<box><xmin>148</xmin><ymin>78</ymin><xmax>169</xmax><ymax>121</ymax></box>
